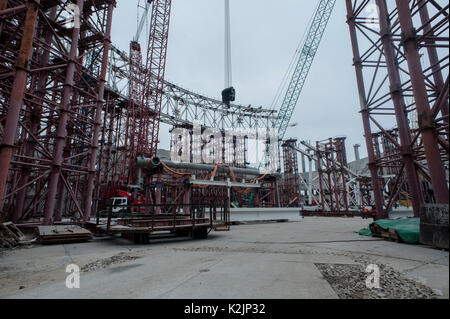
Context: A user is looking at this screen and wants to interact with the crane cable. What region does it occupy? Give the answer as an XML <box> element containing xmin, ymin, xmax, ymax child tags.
<box><xmin>224</xmin><ymin>0</ymin><xmax>232</xmax><ymax>88</ymax></box>
<box><xmin>269</xmin><ymin>1</ymin><xmax>320</xmax><ymax>112</ymax></box>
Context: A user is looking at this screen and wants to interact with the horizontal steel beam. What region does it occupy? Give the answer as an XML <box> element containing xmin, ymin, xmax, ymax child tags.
<box><xmin>188</xmin><ymin>179</ymin><xmax>261</xmax><ymax>188</ymax></box>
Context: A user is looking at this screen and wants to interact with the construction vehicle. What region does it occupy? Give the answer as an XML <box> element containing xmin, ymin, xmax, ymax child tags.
<box><xmin>115</xmin><ymin>190</ymin><xmax>146</xmax><ymax>213</ymax></box>
<box><xmin>106</xmin><ymin>197</ymin><xmax>128</xmax><ymax>216</ymax></box>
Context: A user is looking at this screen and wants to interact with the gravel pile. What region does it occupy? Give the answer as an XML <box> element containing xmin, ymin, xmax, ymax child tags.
<box><xmin>81</xmin><ymin>253</ymin><xmax>141</xmax><ymax>273</ymax></box>
<box><xmin>315</xmin><ymin>259</ymin><xmax>438</xmax><ymax>299</ymax></box>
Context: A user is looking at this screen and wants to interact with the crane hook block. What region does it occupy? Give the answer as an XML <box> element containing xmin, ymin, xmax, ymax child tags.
<box><xmin>222</xmin><ymin>87</ymin><xmax>236</xmax><ymax>106</ymax></box>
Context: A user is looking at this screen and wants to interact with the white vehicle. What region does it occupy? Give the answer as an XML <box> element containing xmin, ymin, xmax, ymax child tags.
<box><xmin>109</xmin><ymin>197</ymin><xmax>128</xmax><ymax>214</ymax></box>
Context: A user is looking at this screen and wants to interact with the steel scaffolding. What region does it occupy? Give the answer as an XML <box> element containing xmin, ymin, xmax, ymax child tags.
<box><xmin>345</xmin><ymin>0</ymin><xmax>449</xmax><ymax>219</ymax></box>
<box><xmin>0</xmin><ymin>1</ymin><xmax>278</xmax><ymax>225</ymax></box>
<box><xmin>0</xmin><ymin>0</ymin><xmax>116</xmax><ymax>224</ymax></box>
<box><xmin>281</xmin><ymin>139</ymin><xmax>300</xmax><ymax>207</ymax></box>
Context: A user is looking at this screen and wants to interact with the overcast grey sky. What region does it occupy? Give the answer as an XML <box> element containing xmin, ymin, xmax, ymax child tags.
<box><xmin>111</xmin><ymin>0</ymin><xmax>368</xmax><ymax>162</ymax></box>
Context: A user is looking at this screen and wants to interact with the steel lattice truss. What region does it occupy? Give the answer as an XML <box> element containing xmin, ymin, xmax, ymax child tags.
<box><xmin>105</xmin><ymin>45</ymin><xmax>277</xmax><ymax>131</ymax></box>
<box><xmin>316</xmin><ymin>138</ymin><xmax>350</xmax><ymax>212</ymax></box>
<box><xmin>0</xmin><ymin>0</ymin><xmax>280</xmax><ymax>225</ymax></box>
<box><xmin>275</xmin><ymin>0</ymin><xmax>336</xmax><ymax>140</ymax></box>
<box><xmin>138</xmin><ymin>0</ymin><xmax>171</xmax><ymax>158</ymax></box>
<box><xmin>101</xmin><ymin>47</ymin><xmax>278</xmax><ymax>187</ymax></box>
<box><xmin>281</xmin><ymin>139</ymin><xmax>300</xmax><ymax>207</ymax></box>
<box><xmin>0</xmin><ymin>0</ymin><xmax>115</xmax><ymax>224</ymax></box>
<box><xmin>346</xmin><ymin>0</ymin><xmax>449</xmax><ymax>219</ymax></box>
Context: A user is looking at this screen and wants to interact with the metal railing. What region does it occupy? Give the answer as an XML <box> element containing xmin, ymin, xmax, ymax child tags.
<box><xmin>98</xmin><ymin>201</ymin><xmax>230</xmax><ymax>233</ymax></box>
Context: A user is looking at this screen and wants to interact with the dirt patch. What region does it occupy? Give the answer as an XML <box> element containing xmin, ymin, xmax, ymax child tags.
<box><xmin>0</xmin><ymin>266</ymin><xmax>13</xmax><ymax>272</ymax></box>
<box><xmin>81</xmin><ymin>253</ymin><xmax>142</xmax><ymax>273</ymax></box>
<box><xmin>315</xmin><ymin>261</ymin><xmax>438</xmax><ymax>299</ymax></box>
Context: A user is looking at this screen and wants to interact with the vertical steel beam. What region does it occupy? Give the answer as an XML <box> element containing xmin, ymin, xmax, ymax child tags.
<box><xmin>14</xmin><ymin>6</ymin><xmax>57</xmax><ymax>222</ymax></box>
<box><xmin>345</xmin><ymin>0</ymin><xmax>386</xmax><ymax>219</ymax></box>
<box><xmin>83</xmin><ymin>1</ymin><xmax>115</xmax><ymax>222</ymax></box>
<box><xmin>308</xmin><ymin>154</ymin><xmax>313</xmax><ymax>205</ymax></box>
<box><xmin>376</xmin><ymin>0</ymin><xmax>423</xmax><ymax>217</ymax></box>
<box><xmin>183</xmin><ymin>184</ymin><xmax>191</xmax><ymax>214</ymax></box>
<box><xmin>0</xmin><ymin>0</ymin><xmax>40</xmax><ymax>211</ymax></box>
<box><xmin>395</xmin><ymin>0</ymin><xmax>449</xmax><ymax>204</ymax></box>
<box><xmin>0</xmin><ymin>0</ymin><xmax>8</xmax><ymax>35</ymax></box>
<box><xmin>316</xmin><ymin>142</ymin><xmax>326</xmax><ymax>212</ymax></box>
<box><xmin>418</xmin><ymin>0</ymin><xmax>449</xmax><ymax>132</ymax></box>
<box><xmin>43</xmin><ymin>0</ymin><xmax>84</xmax><ymax>225</ymax></box>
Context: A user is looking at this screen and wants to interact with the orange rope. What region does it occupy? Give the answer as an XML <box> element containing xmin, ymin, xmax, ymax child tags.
<box><xmin>160</xmin><ymin>160</ymin><xmax>192</xmax><ymax>177</ymax></box>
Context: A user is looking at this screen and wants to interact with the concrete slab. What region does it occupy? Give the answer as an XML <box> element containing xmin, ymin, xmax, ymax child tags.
<box><xmin>0</xmin><ymin>217</ymin><xmax>447</xmax><ymax>299</ymax></box>
<box><xmin>230</xmin><ymin>208</ymin><xmax>302</xmax><ymax>222</ymax></box>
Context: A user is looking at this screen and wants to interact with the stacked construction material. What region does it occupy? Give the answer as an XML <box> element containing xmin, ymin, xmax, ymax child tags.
<box><xmin>0</xmin><ymin>222</ymin><xmax>26</xmax><ymax>248</ymax></box>
<box><xmin>369</xmin><ymin>223</ymin><xmax>401</xmax><ymax>242</ymax></box>
<box><xmin>37</xmin><ymin>225</ymin><xmax>92</xmax><ymax>244</ymax></box>
<box><xmin>359</xmin><ymin>218</ymin><xmax>420</xmax><ymax>244</ymax></box>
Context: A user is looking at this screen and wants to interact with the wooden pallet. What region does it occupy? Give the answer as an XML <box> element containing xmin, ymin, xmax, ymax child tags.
<box><xmin>369</xmin><ymin>223</ymin><xmax>401</xmax><ymax>242</ymax></box>
<box><xmin>37</xmin><ymin>225</ymin><xmax>92</xmax><ymax>244</ymax></box>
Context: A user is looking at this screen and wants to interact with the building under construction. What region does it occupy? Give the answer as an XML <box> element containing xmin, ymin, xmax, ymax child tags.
<box><xmin>0</xmin><ymin>0</ymin><xmax>448</xmax><ymax>302</ymax></box>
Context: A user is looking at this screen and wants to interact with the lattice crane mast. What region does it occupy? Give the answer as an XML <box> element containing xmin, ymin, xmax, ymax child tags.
<box><xmin>274</xmin><ymin>0</ymin><xmax>336</xmax><ymax>140</ymax></box>
<box><xmin>138</xmin><ymin>0</ymin><xmax>172</xmax><ymax>158</ymax></box>
<box><xmin>123</xmin><ymin>0</ymin><xmax>153</xmax><ymax>183</ymax></box>
<box><xmin>124</xmin><ymin>0</ymin><xmax>171</xmax><ymax>185</ymax></box>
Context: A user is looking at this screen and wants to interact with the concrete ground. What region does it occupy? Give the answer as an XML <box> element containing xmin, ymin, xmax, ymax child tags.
<box><xmin>0</xmin><ymin>217</ymin><xmax>448</xmax><ymax>299</ymax></box>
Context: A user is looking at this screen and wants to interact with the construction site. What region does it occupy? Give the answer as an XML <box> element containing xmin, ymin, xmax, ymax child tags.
<box><xmin>0</xmin><ymin>0</ymin><xmax>448</xmax><ymax>302</ymax></box>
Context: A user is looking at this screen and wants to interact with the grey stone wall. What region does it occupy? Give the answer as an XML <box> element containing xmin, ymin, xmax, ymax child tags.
<box><xmin>420</xmin><ymin>204</ymin><xmax>449</xmax><ymax>249</ymax></box>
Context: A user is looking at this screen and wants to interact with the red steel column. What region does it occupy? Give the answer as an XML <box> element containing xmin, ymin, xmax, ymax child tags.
<box><xmin>0</xmin><ymin>0</ymin><xmax>8</xmax><ymax>35</ymax></box>
<box><xmin>43</xmin><ymin>0</ymin><xmax>84</xmax><ymax>225</ymax></box>
<box><xmin>345</xmin><ymin>0</ymin><xmax>386</xmax><ymax>219</ymax></box>
<box><xmin>83</xmin><ymin>2</ymin><xmax>115</xmax><ymax>222</ymax></box>
<box><xmin>14</xmin><ymin>6</ymin><xmax>57</xmax><ymax>222</ymax></box>
<box><xmin>316</xmin><ymin>142</ymin><xmax>326</xmax><ymax>212</ymax></box>
<box><xmin>0</xmin><ymin>0</ymin><xmax>40</xmax><ymax>211</ymax></box>
<box><xmin>395</xmin><ymin>0</ymin><xmax>448</xmax><ymax>204</ymax></box>
<box><xmin>418</xmin><ymin>0</ymin><xmax>449</xmax><ymax>132</ymax></box>
<box><xmin>376</xmin><ymin>0</ymin><xmax>423</xmax><ymax>217</ymax></box>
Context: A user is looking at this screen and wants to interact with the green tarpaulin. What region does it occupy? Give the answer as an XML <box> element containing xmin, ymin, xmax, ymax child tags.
<box><xmin>358</xmin><ymin>217</ymin><xmax>420</xmax><ymax>244</ymax></box>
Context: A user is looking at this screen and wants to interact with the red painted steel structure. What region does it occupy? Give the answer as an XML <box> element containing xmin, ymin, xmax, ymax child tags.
<box><xmin>345</xmin><ymin>0</ymin><xmax>449</xmax><ymax>219</ymax></box>
<box><xmin>0</xmin><ymin>0</ymin><xmax>116</xmax><ymax>224</ymax></box>
<box><xmin>316</xmin><ymin>138</ymin><xmax>349</xmax><ymax>213</ymax></box>
<box><xmin>1</xmin><ymin>1</ymin><xmax>446</xmax><ymax>225</ymax></box>
<box><xmin>138</xmin><ymin>0</ymin><xmax>172</xmax><ymax>159</ymax></box>
<box><xmin>124</xmin><ymin>40</ymin><xmax>144</xmax><ymax>185</ymax></box>
<box><xmin>0</xmin><ymin>0</ymin><xmax>278</xmax><ymax>226</ymax></box>
<box><xmin>281</xmin><ymin>139</ymin><xmax>300</xmax><ymax>207</ymax></box>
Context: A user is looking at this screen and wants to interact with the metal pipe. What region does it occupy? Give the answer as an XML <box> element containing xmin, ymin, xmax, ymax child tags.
<box><xmin>301</xmin><ymin>153</ymin><xmax>306</xmax><ymax>173</ymax></box>
<box><xmin>137</xmin><ymin>157</ymin><xmax>279</xmax><ymax>177</ymax></box>
<box><xmin>353</xmin><ymin>144</ymin><xmax>360</xmax><ymax>161</ymax></box>
<box><xmin>308</xmin><ymin>154</ymin><xmax>313</xmax><ymax>206</ymax></box>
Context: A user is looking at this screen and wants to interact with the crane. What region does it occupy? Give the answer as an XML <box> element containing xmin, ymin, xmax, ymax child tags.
<box><xmin>274</xmin><ymin>0</ymin><xmax>337</xmax><ymax>140</ymax></box>
<box><xmin>138</xmin><ymin>0</ymin><xmax>172</xmax><ymax>158</ymax></box>
<box><xmin>123</xmin><ymin>0</ymin><xmax>172</xmax><ymax>184</ymax></box>
<box><xmin>124</xmin><ymin>0</ymin><xmax>153</xmax><ymax>184</ymax></box>
<box><xmin>134</xmin><ymin>0</ymin><xmax>152</xmax><ymax>43</ymax></box>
